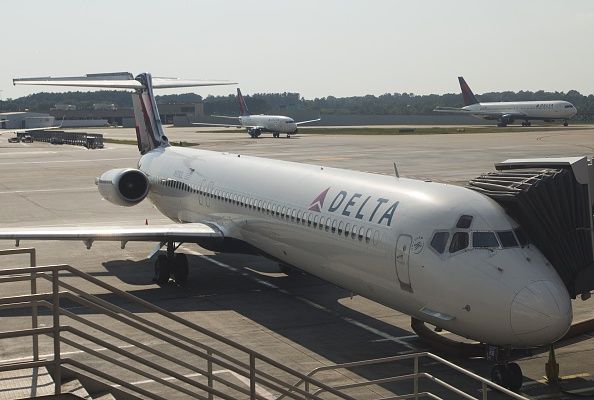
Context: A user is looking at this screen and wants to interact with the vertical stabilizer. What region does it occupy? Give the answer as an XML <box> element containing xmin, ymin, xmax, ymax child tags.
<box><xmin>458</xmin><ymin>77</ymin><xmax>480</xmax><ymax>106</ymax></box>
<box><xmin>132</xmin><ymin>73</ymin><xmax>169</xmax><ymax>154</ymax></box>
<box><xmin>237</xmin><ymin>88</ymin><xmax>250</xmax><ymax>116</ymax></box>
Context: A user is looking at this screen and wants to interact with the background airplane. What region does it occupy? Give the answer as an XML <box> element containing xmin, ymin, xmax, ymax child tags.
<box><xmin>0</xmin><ymin>72</ymin><xmax>576</xmax><ymax>392</ymax></box>
<box><xmin>195</xmin><ymin>88</ymin><xmax>320</xmax><ymax>138</ymax></box>
<box><xmin>434</xmin><ymin>77</ymin><xmax>577</xmax><ymax>127</ymax></box>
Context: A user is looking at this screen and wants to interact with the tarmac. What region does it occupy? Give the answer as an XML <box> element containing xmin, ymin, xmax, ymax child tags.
<box><xmin>0</xmin><ymin>126</ymin><xmax>593</xmax><ymax>399</ymax></box>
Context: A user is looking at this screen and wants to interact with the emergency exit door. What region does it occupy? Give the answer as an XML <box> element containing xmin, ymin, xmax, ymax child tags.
<box><xmin>395</xmin><ymin>234</ymin><xmax>413</xmax><ymax>292</ymax></box>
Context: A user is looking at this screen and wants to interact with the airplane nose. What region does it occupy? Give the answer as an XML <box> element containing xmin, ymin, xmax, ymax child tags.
<box><xmin>510</xmin><ymin>280</ymin><xmax>572</xmax><ymax>346</ymax></box>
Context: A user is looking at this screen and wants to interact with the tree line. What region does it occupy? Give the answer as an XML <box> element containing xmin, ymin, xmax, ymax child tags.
<box><xmin>2</xmin><ymin>89</ymin><xmax>593</xmax><ymax>119</ymax></box>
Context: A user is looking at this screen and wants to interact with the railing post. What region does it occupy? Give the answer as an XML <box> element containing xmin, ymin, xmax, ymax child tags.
<box><xmin>250</xmin><ymin>354</ymin><xmax>256</xmax><ymax>400</ymax></box>
<box><xmin>413</xmin><ymin>355</ymin><xmax>419</xmax><ymax>400</ymax></box>
<box><xmin>207</xmin><ymin>350</ymin><xmax>213</xmax><ymax>400</ymax></box>
<box><xmin>29</xmin><ymin>249</ymin><xmax>39</xmax><ymax>361</ymax></box>
<box><xmin>304</xmin><ymin>380</ymin><xmax>310</xmax><ymax>400</ymax></box>
<box><xmin>52</xmin><ymin>267</ymin><xmax>61</xmax><ymax>394</ymax></box>
<box><xmin>482</xmin><ymin>381</ymin><xmax>488</xmax><ymax>400</ymax></box>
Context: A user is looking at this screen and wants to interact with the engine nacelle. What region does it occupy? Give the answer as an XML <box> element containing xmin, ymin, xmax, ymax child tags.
<box><xmin>96</xmin><ymin>168</ymin><xmax>149</xmax><ymax>207</ymax></box>
<box><xmin>500</xmin><ymin>114</ymin><xmax>515</xmax><ymax>125</ymax></box>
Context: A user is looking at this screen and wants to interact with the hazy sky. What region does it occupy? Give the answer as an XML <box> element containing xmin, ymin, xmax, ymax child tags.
<box><xmin>1</xmin><ymin>0</ymin><xmax>593</xmax><ymax>100</ymax></box>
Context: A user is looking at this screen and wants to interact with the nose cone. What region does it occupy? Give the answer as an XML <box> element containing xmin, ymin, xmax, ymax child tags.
<box><xmin>510</xmin><ymin>280</ymin><xmax>572</xmax><ymax>346</ymax></box>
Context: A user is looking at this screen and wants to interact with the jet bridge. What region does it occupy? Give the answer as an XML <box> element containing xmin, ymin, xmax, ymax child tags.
<box><xmin>467</xmin><ymin>157</ymin><xmax>594</xmax><ymax>299</ymax></box>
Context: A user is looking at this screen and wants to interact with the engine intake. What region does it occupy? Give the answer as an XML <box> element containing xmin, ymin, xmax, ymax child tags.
<box><xmin>96</xmin><ymin>168</ymin><xmax>149</xmax><ymax>207</ymax></box>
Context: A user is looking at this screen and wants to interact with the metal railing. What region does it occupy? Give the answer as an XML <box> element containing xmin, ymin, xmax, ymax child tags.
<box><xmin>0</xmin><ymin>248</ymin><xmax>357</xmax><ymax>400</ymax></box>
<box><xmin>280</xmin><ymin>353</ymin><xmax>530</xmax><ymax>400</ymax></box>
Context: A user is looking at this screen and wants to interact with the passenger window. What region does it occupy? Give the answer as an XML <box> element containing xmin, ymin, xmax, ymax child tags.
<box><xmin>365</xmin><ymin>228</ymin><xmax>372</xmax><ymax>244</ymax></box>
<box><xmin>497</xmin><ymin>231</ymin><xmax>518</xmax><ymax>248</ymax></box>
<box><xmin>307</xmin><ymin>213</ymin><xmax>312</xmax><ymax>226</ymax></box>
<box><xmin>320</xmin><ymin>216</ymin><xmax>325</xmax><ymax>229</ymax></box>
<box><xmin>313</xmin><ymin>215</ymin><xmax>319</xmax><ymax>228</ymax></box>
<box><xmin>473</xmin><ymin>232</ymin><xmax>499</xmax><ymax>248</ymax></box>
<box><xmin>292</xmin><ymin>209</ymin><xmax>297</xmax><ymax>221</ymax></box>
<box><xmin>456</xmin><ymin>215</ymin><xmax>473</xmax><ymax>229</ymax></box>
<box><xmin>351</xmin><ymin>225</ymin><xmax>358</xmax><ymax>239</ymax></box>
<box><xmin>338</xmin><ymin>221</ymin><xmax>344</xmax><ymax>235</ymax></box>
<box><xmin>331</xmin><ymin>220</ymin><xmax>337</xmax><ymax>233</ymax></box>
<box><xmin>345</xmin><ymin>223</ymin><xmax>351</xmax><ymax>237</ymax></box>
<box><xmin>449</xmin><ymin>232</ymin><xmax>469</xmax><ymax>253</ymax></box>
<box><xmin>358</xmin><ymin>226</ymin><xmax>365</xmax><ymax>241</ymax></box>
<box><xmin>430</xmin><ymin>232</ymin><xmax>449</xmax><ymax>254</ymax></box>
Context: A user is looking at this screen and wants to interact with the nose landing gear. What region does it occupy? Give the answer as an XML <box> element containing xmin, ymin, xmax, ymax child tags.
<box><xmin>487</xmin><ymin>345</ymin><xmax>524</xmax><ymax>392</ymax></box>
<box><xmin>153</xmin><ymin>241</ymin><xmax>189</xmax><ymax>285</ymax></box>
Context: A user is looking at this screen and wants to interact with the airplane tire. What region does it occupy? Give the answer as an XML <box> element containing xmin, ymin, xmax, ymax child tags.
<box><xmin>507</xmin><ymin>362</ymin><xmax>523</xmax><ymax>392</ymax></box>
<box><xmin>154</xmin><ymin>254</ymin><xmax>170</xmax><ymax>284</ymax></box>
<box><xmin>173</xmin><ymin>253</ymin><xmax>189</xmax><ymax>284</ymax></box>
<box><xmin>564</xmin><ymin>121</ymin><xmax>569</xmax><ymax>126</ymax></box>
<box><xmin>490</xmin><ymin>364</ymin><xmax>510</xmax><ymax>389</ymax></box>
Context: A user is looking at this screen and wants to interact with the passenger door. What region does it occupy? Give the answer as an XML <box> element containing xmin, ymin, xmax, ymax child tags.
<box><xmin>395</xmin><ymin>234</ymin><xmax>413</xmax><ymax>293</ymax></box>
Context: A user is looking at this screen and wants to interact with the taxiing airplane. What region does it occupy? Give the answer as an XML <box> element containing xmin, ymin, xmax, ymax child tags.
<box><xmin>195</xmin><ymin>88</ymin><xmax>320</xmax><ymax>138</ymax></box>
<box><xmin>0</xmin><ymin>72</ymin><xmax>574</xmax><ymax>391</ymax></box>
<box><xmin>434</xmin><ymin>77</ymin><xmax>577</xmax><ymax>127</ymax></box>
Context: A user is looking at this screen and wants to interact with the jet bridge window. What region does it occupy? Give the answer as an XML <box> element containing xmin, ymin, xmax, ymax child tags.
<box><xmin>430</xmin><ymin>231</ymin><xmax>449</xmax><ymax>254</ymax></box>
<box><xmin>449</xmin><ymin>232</ymin><xmax>469</xmax><ymax>253</ymax></box>
<box><xmin>497</xmin><ymin>231</ymin><xmax>518</xmax><ymax>248</ymax></box>
<box><xmin>472</xmin><ymin>232</ymin><xmax>499</xmax><ymax>248</ymax></box>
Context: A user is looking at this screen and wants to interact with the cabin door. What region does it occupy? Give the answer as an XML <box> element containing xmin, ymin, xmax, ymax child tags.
<box><xmin>395</xmin><ymin>234</ymin><xmax>413</xmax><ymax>293</ymax></box>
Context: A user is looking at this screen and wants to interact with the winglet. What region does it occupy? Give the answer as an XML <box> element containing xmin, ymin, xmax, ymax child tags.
<box><xmin>458</xmin><ymin>77</ymin><xmax>479</xmax><ymax>106</ymax></box>
<box><xmin>237</xmin><ymin>88</ymin><xmax>250</xmax><ymax>116</ymax></box>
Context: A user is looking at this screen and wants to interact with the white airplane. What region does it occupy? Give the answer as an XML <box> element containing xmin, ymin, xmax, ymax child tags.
<box><xmin>195</xmin><ymin>88</ymin><xmax>320</xmax><ymax>138</ymax></box>
<box><xmin>434</xmin><ymin>77</ymin><xmax>577</xmax><ymax>127</ymax></box>
<box><xmin>0</xmin><ymin>72</ymin><xmax>574</xmax><ymax>391</ymax></box>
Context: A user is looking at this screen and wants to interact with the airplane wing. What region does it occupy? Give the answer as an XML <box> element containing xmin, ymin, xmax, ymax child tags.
<box><xmin>14</xmin><ymin>72</ymin><xmax>235</xmax><ymax>90</ymax></box>
<box><xmin>0</xmin><ymin>125</ymin><xmax>63</xmax><ymax>135</ymax></box>
<box><xmin>192</xmin><ymin>122</ymin><xmax>243</xmax><ymax>128</ymax></box>
<box><xmin>0</xmin><ymin>223</ymin><xmax>222</xmax><ymax>248</ymax></box>
<box><xmin>295</xmin><ymin>118</ymin><xmax>321</xmax><ymax>126</ymax></box>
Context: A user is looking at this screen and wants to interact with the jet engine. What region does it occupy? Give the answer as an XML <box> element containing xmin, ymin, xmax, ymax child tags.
<box><xmin>500</xmin><ymin>114</ymin><xmax>515</xmax><ymax>125</ymax></box>
<box><xmin>96</xmin><ymin>168</ymin><xmax>149</xmax><ymax>207</ymax></box>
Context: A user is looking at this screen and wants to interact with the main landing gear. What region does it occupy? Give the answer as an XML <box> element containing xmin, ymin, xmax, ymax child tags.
<box><xmin>521</xmin><ymin>121</ymin><xmax>532</xmax><ymax>127</ymax></box>
<box><xmin>487</xmin><ymin>346</ymin><xmax>523</xmax><ymax>392</ymax></box>
<box><xmin>153</xmin><ymin>241</ymin><xmax>189</xmax><ymax>285</ymax></box>
<box><xmin>563</xmin><ymin>120</ymin><xmax>569</xmax><ymax>126</ymax></box>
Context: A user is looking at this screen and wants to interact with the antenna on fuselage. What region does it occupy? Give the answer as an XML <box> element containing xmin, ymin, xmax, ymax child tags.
<box><xmin>393</xmin><ymin>162</ymin><xmax>400</xmax><ymax>178</ymax></box>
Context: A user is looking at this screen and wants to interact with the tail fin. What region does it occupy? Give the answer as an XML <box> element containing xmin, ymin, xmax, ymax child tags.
<box><xmin>14</xmin><ymin>72</ymin><xmax>236</xmax><ymax>154</ymax></box>
<box><xmin>237</xmin><ymin>88</ymin><xmax>250</xmax><ymax>116</ymax></box>
<box><xmin>458</xmin><ymin>76</ymin><xmax>479</xmax><ymax>106</ymax></box>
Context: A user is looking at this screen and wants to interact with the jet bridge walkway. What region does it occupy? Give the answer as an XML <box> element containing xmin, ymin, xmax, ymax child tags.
<box><xmin>468</xmin><ymin>156</ymin><xmax>594</xmax><ymax>298</ymax></box>
<box><xmin>0</xmin><ymin>247</ymin><xmax>528</xmax><ymax>400</ymax></box>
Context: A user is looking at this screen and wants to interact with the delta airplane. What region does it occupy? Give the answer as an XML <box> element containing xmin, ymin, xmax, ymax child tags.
<box><xmin>434</xmin><ymin>77</ymin><xmax>577</xmax><ymax>127</ymax></box>
<box><xmin>195</xmin><ymin>88</ymin><xmax>320</xmax><ymax>138</ymax></box>
<box><xmin>0</xmin><ymin>72</ymin><xmax>574</xmax><ymax>391</ymax></box>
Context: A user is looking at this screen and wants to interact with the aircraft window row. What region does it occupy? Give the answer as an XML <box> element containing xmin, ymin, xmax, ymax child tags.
<box><xmin>159</xmin><ymin>179</ymin><xmax>379</xmax><ymax>246</ymax></box>
<box><xmin>564</xmin><ymin>105</ymin><xmax>574</xmax><ymax>108</ymax></box>
<box><xmin>430</xmin><ymin>229</ymin><xmax>522</xmax><ymax>254</ymax></box>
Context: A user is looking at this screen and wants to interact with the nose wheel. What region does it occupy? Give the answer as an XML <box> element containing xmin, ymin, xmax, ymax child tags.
<box><xmin>153</xmin><ymin>242</ymin><xmax>189</xmax><ymax>285</ymax></box>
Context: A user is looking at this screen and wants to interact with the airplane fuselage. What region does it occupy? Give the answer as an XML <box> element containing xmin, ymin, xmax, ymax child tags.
<box><xmin>138</xmin><ymin>146</ymin><xmax>572</xmax><ymax>348</ymax></box>
<box><xmin>239</xmin><ymin>115</ymin><xmax>298</xmax><ymax>134</ymax></box>
<box><xmin>464</xmin><ymin>100</ymin><xmax>577</xmax><ymax>122</ymax></box>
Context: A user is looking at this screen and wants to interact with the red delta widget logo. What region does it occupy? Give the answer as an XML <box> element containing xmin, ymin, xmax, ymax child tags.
<box><xmin>308</xmin><ymin>187</ymin><xmax>399</xmax><ymax>226</ymax></box>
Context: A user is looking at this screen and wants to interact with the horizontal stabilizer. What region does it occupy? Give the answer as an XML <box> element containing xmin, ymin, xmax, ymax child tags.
<box><xmin>14</xmin><ymin>72</ymin><xmax>236</xmax><ymax>89</ymax></box>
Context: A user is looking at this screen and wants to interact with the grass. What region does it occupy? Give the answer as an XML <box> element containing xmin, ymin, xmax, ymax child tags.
<box><xmin>202</xmin><ymin>125</ymin><xmax>592</xmax><ymax>136</ymax></box>
<box><xmin>103</xmin><ymin>138</ymin><xmax>200</xmax><ymax>147</ymax></box>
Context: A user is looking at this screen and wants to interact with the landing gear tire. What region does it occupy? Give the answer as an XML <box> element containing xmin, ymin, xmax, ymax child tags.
<box><xmin>507</xmin><ymin>362</ymin><xmax>523</xmax><ymax>392</ymax></box>
<box><xmin>490</xmin><ymin>363</ymin><xmax>523</xmax><ymax>392</ymax></box>
<box><xmin>563</xmin><ymin>120</ymin><xmax>569</xmax><ymax>126</ymax></box>
<box><xmin>286</xmin><ymin>134</ymin><xmax>291</xmax><ymax>138</ymax></box>
<box><xmin>154</xmin><ymin>254</ymin><xmax>170</xmax><ymax>284</ymax></box>
<box><xmin>173</xmin><ymin>253</ymin><xmax>189</xmax><ymax>284</ymax></box>
<box><xmin>497</xmin><ymin>123</ymin><xmax>507</xmax><ymax>127</ymax></box>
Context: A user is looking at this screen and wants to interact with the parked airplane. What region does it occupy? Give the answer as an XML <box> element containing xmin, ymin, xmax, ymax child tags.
<box><xmin>195</xmin><ymin>88</ymin><xmax>320</xmax><ymax>138</ymax></box>
<box><xmin>434</xmin><ymin>77</ymin><xmax>577</xmax><ymax>127</ymax></box>
<box><xmin>0</xmin><ymin>72</ymin><xmax>574</xmax><ymax>391</ymax></box>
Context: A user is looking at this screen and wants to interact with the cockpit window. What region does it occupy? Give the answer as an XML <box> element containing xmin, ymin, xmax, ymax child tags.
<box><xmin>449</xmin><ymin>232</ymin><xmax>469</xmax><ymax>253</ymax></box>
<box><xmin>497</xmin><ymin>231</ymin><xmax>518</xmax><ymax>248</ymax></box>
<box><xmin>430</xmin><ymin>232</ymin><xmax>449</xmax><ymax>254</ymax></box>
<box><xmin>514</xmin><ymin>228</ymin><xmax>529</xmax><ymax>246</ymax></box>
<box><xmin>565</xmin><ymin>105</ymin><xmax>574</xmax><ymax>108</ymax></box>
<box><xmin>456</xmin><ymin>215</ymin><xmax>473</xmax><ymax>229</ymax></box>
<box><xmin>473</xmin><ymin>232</ymin><xmax>499</xmax><ymax>248</ymax></box>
